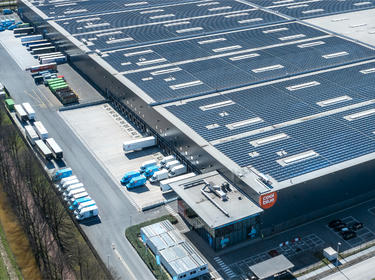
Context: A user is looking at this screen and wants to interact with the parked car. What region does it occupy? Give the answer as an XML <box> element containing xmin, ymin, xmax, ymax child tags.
<box><xmin>328</xmin><ymin>219</ymin><xmax>342</xmax><ymax>228</ymax></box>
<box><xmin>342</xmin><ymin>231</ymin><xmax>356</xmax><ymax>240</ymax></box>
<box><xmin>333</xmin><ymin>223</ymin><xmax>347</xmax><ymax>231</ymax></box>
<box><xmin>350</xmin><ymin>222</ymin><xmax>363</xmax><ymax>231</ymax></box>
<box><xmin>268</xmin><ymin>249</ymin><xmax>279</xmax><ymax>257</ymax></box>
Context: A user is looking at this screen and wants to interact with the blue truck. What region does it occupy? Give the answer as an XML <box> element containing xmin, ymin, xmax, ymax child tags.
<box><xmin>144</xmin><ymin>165</ymin><xmax>159</xmax><ymax>178</ymax></box>
<box><xmin>53</xmin><ymin>168</ymin><xmax>73</xmax><ymax>181</ymax></box>
<box><xmin>120</xmin><ymin>170</ymin><xmax>140</xmax><ymax>185</ymax></box>
<box><xmin>3</xmin><ymin>9</ymin><xmax>12</xmax><ymax>15</ymax></box>
<box><xmin>126</xmin><ymin>175</ymin><xmax>147</xmax><ymax>189</ymax></box>
<box><xmin>69</xmin><ymin>196</ymin><xmax>92</xmax><ymax>210</ymax></box>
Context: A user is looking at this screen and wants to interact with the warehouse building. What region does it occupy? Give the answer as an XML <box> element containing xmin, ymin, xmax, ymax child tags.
<box><xmin>140</xmin><ymin>220</ymin><xmax>208</xmax><ymax>279</ymax></box>
<box><xmin>18</xmin><ymin>0</ymin><xmax>375</xmax><ymax>246</ymax></box>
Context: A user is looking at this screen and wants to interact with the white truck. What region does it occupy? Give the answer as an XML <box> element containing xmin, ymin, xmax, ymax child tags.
<box><xmin>14</xmin><ymin>104</ymin><xmax>28</xmax><ymax>122</ymax></box>
<box><xmin>33</xmin><ymin>121</ymin><xmax>48</xmax><ymax>140</ymax></box>
<box><xmin>63</xmin><ymin>183</ymin><xmax>84</xmax><ymax>195</ymax></box>
<box><xmin>123</xmin><ymin>136</ymin><xmax>156</xmax><ymax>151</ymax></box>
<box><xmin>24</xmin><ymin>125</ymin><xmax>39</xmax><ymax>145</ymax></box>
<box><xmin>74</xmin><ymin>200</ymin><xmax>96</xmax><ymax>215</ymax></box>
<box><xmin>76</xmin><ymin>205</ymin><xmax>99</xmax><ymax>221</ymax></box>
<box><xmin>149</xmin><ymin>169</ymin><xmax>169</xmax><ymax>183</ymax></box>
<box><xmin>21</xmin><ymin>102</ymin><xmax>35</xmax><ymax>120</ymax></box>
<box><xmin>169</xmin><ymin>164</ymin><xmax>187</xmax><ymax>177</ymax></box>
<box><xmin>64</xmin><ymin>188</ymin><xmax>86</xmax><ymax>201</ymax></box>
<box><xmin>58</xmin><ymin>178</ymin><xmax>80</xmax><ymax>192</ymax></box>
<box><xmin>140</xmin><ymin>159</ymin><xmax>157</xmax><ymax>172</ymax></box>
<box><xmin>160</xmin><ymin>155</ymin><xmax>175</xmax><ymax>167</ymax></box>
<box><xmin>165</xmin><ymin>160</ymin><xmax>180</xmax><ymax>170</ymax></box>
<box><xmin>160</xmin><ymin>173</ymin><xmax>196</xmax><ymax>192</ymax></box>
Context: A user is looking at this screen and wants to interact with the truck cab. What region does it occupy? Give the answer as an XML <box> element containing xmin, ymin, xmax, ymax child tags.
<box><xmin>126</xmin><ymin>175</ymin><xmax>147</xmax><ymax>189</ymax></box>
<box><xmin>120</xmin><ymin>170</ymin><xmax>140</xmax><ymax>185</ymax></box>
<box><xmin>144</xmin><ymin>165</ymin><xmax>159</xmax><ymax>178</ymax></box>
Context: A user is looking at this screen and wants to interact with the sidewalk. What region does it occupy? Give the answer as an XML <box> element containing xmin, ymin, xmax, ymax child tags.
<box><xmin>297</xmin><ymin>241</ymin><xmax>375</xmax><ymax>279</ymax></box>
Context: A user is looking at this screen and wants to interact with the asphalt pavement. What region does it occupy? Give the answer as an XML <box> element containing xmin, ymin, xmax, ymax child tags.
<box><xmin>0</xmin><ymin>40</ymin><xmax>167</xmax><ymax>280</ymax></box>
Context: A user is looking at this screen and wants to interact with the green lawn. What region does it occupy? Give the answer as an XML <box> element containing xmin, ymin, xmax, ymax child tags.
<box><xmin>125</xmin><ymin>215</ymin><xmax>178</xmax><ymax>280</ymax></box>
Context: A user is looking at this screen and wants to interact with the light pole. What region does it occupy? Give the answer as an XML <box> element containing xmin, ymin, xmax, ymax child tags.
<box><xmin>107</xmin><ymin>255</ymin><xmax>110</xmax><ymax>268</ymax></box>
<box><xmin>336</xmin><ymin>242</ymin><xmax>341</xmax><ymax>266</ymax></box>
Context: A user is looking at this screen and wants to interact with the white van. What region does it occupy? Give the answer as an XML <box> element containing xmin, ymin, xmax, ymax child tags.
<box><xmin>63</xmin><ymin>183</ymin><xmax>84</xmax><ymax>196</ymax></box>
<box><xmin>165</xmin><ymin>160</ymin><xmax>180</xmax><ymax>170</ymax></box>
<box><xmin>140</xmin><ymin>159</ymin><xmax>157</xmax><ymax>171</ymax></box>
<box><xmin>76</xmin><ymin>205</ymin><xmax>99</xmax><ymax>221</ymax></box>
<box><xmin>64</xmin><ymin>188</ymin><xmax>86</xmax><ymax>201</ymax></box>
<box><xmin>74</xmin><ymin>200</ymin><xmax>96</xmax><ymax>215</ymax></box>
<box><xmin>58</xmin><ymin>179</ymin><xmax>80</xmax><ymax>192</ymax></box>
<box><xmin>59</xmin><ymin>175</ymin><xmax>77</xmax><ymax>187</ymax></box>
<box><xmin>160</xmin><ymin>155</ymin><xmax>175</xmax><ymax>167</ymax></box>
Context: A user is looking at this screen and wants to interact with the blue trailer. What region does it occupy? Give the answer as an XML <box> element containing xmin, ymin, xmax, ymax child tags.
<box><xmin>126</xmin><ymin>175</ymin><xmax>147</xmax><ymax>189</ymax></box>
<box><xmin>54</xmin><ymin>168</ymin><xmax>73</xmax><ymax>181</ymax></box>
<box><xmin>120</xmin><ymin>170</ymin><xmax>140</xmax><ymax>185</ymax></box>
<box><xmin>144</xmin><ymin>165</ymin><xmax>159</xmax><ymax>178</ymax></box>
<box><xmin>3</xmin><ymin>9</ymin><xmax>12</xmax><ymax>15</ymax></box>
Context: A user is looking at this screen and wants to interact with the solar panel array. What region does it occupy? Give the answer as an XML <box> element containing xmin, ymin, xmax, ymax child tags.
<box><xmin>165</xmin><ymin>62</ymin><xmax>375</xmax><ymax>182</ymax></box>
<box><xmin>29</xmin><ymin>0</ymin><xmax>375</xmax><ymax>183</ymax></box>
<box><xmin>248</xmin><ymin>0</ymin><xmax>375</xmax><ymax>19</ymax></box>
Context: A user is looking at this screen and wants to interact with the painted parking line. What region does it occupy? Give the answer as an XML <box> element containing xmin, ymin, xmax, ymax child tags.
<box><xmin>214</xmin><ymin>257</ymin><xmax>237</xmax><ymax>279</ymax></box>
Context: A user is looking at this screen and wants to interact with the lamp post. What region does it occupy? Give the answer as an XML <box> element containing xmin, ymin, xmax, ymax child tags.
<box><xmin>336</xmin><ymin>242</ymin><xmax>341</xmax><ymax>266</ymax></box>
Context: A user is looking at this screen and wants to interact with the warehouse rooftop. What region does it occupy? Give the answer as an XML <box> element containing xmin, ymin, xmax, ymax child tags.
<box><xmin>169</xmin><ymin>171</ymin><xmax>263</xmax><ymax>229</ymax></box>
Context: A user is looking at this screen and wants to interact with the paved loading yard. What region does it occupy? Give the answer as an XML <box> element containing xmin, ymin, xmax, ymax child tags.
<box><xmin>60</xmin><ymin>103</ymin><xmax>174</xmax><ymax>210</ymax></box>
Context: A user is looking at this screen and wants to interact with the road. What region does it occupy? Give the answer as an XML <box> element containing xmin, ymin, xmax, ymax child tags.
<box><xmin>0</xmin><ymin>40</ymin><xmax>166</xmax><ymax>279</ymax></box>
<box><xmin>322</xmin><ymin>256</ymin><xmax>375</xmax><ymax>280</ymax></box>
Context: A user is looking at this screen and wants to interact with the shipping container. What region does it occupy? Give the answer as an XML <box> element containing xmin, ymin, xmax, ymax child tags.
<box><xmin>32</xmin><ymin>46</ymin><xmax>56</xmax><ymax>55</ymax></box>
<box><xmin>35</xmin><ymin>139</ymin><xmax>53</xmax><ymax>161</ymax></box>
<box><xmin>21</xmin><ymin>102</ymin><xmax>35</xmax><ymax>120</ymax></box>
<box><xmin>23</xmin><ymin>39</ymin><xmax>48</xmax><ymax>46</ymax></box>
<box><xmin>24</xmin><ymin>125</ymin><xmax>39</xmax><ymax>145</ymax></box>
<box><xmin>5</xmin><ymin>99</ymin><xmax>14</xmax><ymax>111</ymax></box>
<box><xmin>33</xmin><ymin>121</ymin><xmax>48</xmax><ymax>140</ymax></box>
<box><xmin>123</xmin><ymin>136</ymin><xmax>156</xmax><ymax>151</ymax></box>
<box><xmin>20</xmin><ymin>34</ymin><xmax>43</xmax><ymax>43</ymax></box>
<box><xmin>13</xmin><ymin>26</ymin><xmax>33</xmax><ymax>34</ymax></box>
<box><xmin>14</xmin><ymin>104</ymin><xmax>28</xmax><ymax>122</ymax></box>
<box><xmin>28</xmin><ymin>42</ymin><xmax>52</xmax><ymax>51</ymax></box>
<box><xmin>29</xmin><ymin>63</ymin><xmax>57</xmax><ymax>73</ymax></box>
<box><xmin>45</xmin><ymin>138</ymin><xmax>63</xmax><ymax>159</ymax></box>
<box><xmin>41</xmin><ymin>56</ymin><xmax>67</xmax><ymax>64</ymax></box>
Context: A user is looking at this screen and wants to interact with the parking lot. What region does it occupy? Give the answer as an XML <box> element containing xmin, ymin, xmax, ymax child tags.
<box><xmin>60</xmin><ymin>103</ymin><xmax>176</xmax><ymax>210</ymax></box>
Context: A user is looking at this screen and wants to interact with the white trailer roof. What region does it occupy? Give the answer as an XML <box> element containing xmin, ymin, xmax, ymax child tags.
<box><xmin>46</xmin><ymin>138</ymin><xmax>62</xmax><ymax>153</ymax></box>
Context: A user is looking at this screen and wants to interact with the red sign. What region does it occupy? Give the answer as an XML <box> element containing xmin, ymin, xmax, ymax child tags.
<box><xmin>259</xmin><ymin>192</ymin><xmax>277</xmax><ymax>209</ymax></box>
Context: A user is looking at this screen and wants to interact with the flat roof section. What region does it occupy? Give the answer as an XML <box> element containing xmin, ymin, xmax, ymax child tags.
<box><xmin>252</xmin><ymin>0</ymin><xmax>375</xmax><ymax>19</ymax></box>
<box><xmin>169</xmin><ymin>171</ymin><xmax>263</xmax><ymax>229</ymax></box>
<box><xmin>249</xmin><ymin>255</ymin><xmax>294</xmax><ymax>279</ymax></box>
<box><xmin>305</xmin><ymin>8</ymin><xmax>375</xmax><ymax>47</ymax></box>
<box><xmin>104</xmin><ymin>24</ymin><xmax>375</xmax><ymax>104</ymax></box>
<box><xmin>163</xmin><ymin>60</ymin><xmax>375</xmax><ymax>183</ymax></box>
<box><xmin>30</xmin><ymin>0</ymin><xmax>209</xmax><ymax>19</ymax></box>
<box><xmin>59</xmin><ymin>2</ymin><xmax>286</xmax><ymax>52</ymax></box>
